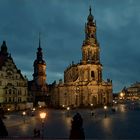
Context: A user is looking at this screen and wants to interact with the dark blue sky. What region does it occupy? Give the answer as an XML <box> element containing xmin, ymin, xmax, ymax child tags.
<box><xmin>0</xmin><ymin>0</ymin><xmax>140</xmax><ymax>93</ymax></box>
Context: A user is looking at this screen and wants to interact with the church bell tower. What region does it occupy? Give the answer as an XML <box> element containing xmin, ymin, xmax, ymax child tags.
<box><xmin>82</xmin><ymin>6</ymin><xmax>100</xmax><ymax>65</ymax></box>
<box><xmin>33</xmin><ymin>35</ymin><xmax>47</xmax><ymax>86</ymax></box>
<box><xmin>81</xmin><ymin>6</ymin><xmax>102</xmax><ymax>83</ymax></box>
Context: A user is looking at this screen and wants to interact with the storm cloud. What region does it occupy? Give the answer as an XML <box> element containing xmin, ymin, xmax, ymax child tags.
<box><xmin>0</xmin><ymin>0</ymin><xmax>140</xmax><ymax>93</ymax></box>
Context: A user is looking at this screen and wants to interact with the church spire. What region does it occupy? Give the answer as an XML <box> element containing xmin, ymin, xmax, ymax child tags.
<box><xmin>33</xmin><ymin>35</ymin><xmax>46</xmax><ymax>85</ymax></box>
<box><xmin>87</xmin><ymin>6</ymin><xmax>94</xmax><ymax>22</ymax></box>
<box><xmin>37</xmin><ymin>33</ymin><xmax>43</xmax><ymax>62</ymax></box>
<box><xmin>89</xmin><ymin>5</ymin><xmax>91</xmax><ymax>14</ymax></box>
<box><xmin>81</xmin><ymin>5</ymin><xmax>100</xmax><ymax>64</ymax></box>
<box><xmin>83</xmin><ymin>6</ymin><xmax>97</xmax><ymax>46</ymax></box>
<box><xmin>39</xmin><ymin>32</ymin><xmax>41</xmax><ymax>48</ymax></box>
<box><xmin>1</xmin><ymin>40</ymin><xmax>8</xmax><ymax>55</ymax></box>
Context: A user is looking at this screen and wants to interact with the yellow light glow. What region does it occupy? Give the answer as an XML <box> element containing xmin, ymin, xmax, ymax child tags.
<box><xmin>120</xmin><ymin>92</ymin><xmax>124</xmax><ymax>97</ymax></box>
<box><xmin>91</xmin><ymin>103</ymin><xmax>93</xmax><ymax>106</ymax></box>
<box><xmin>104</xmin><ymin>105</ymin><xmax>107</xmax><ymax>110</ymax></box>
<box><xmin>67</xmin><ymin>107</ymin><xmax>70</xmax><ymax>111</ymax></box>
<box><xmin>22</xmin><ymin>111</ymin><xmax>26</xmax><ymax>115</ymax></box>
<box><xmin>40</xmin><ymin>112</ymin><xmax>47</xmax><ymax>119</ymax></box>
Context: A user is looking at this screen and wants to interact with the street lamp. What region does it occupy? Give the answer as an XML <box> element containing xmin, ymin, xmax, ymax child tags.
<box><xmin>104</xmin><ymin>105</ymin><xmax>107</xmax><ymax>118</ymax></box>
<box><xmin>120</xmin><ymin>92</ymin><xmax>124</xmax><ymax>99</ymax></box>
<box><xmin>22</xmin><ymin>111</ymin><xmax>26</xmax><ymax>123</ymax></box>
<box><xmin>32</xmin><ymin>108</ymin><xmax>36</xmax><ymax>111</ymax></box>
<box><xmin>40</xmin><ymin>111</ymin><xmax>47</xmax><ymax>139</ymax></box>
<box><xmin>90</xmin><ymin>104</ymin><xmax>94</xmax><ymax>116</ymax></box>
<box><xmin>7</xmin><ymin>108</ymin><xmax>10</xmax><ymax>111</ymax></box>
<box><xmin>67</xmin><ymin>107</ymin><xmax>70</xmax><ymax>116</ymax></box>
<box><xmin>62</xmin><ymin>105</ymin><xmax>65</xmax><ymax>108</ymax></box>
<box><xmin>7</xmin><ymin>108</ymin><xmax>10</xmax><ymax>115</ymax></box>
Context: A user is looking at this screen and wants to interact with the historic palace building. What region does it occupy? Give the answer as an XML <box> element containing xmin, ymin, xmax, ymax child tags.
<box><xmin>51</xmin><ymin>7</ymin><xmax>113</xmax><ymax>108</ymax></box>
<box><xmin>119</xmin><ymin>82</ymin><xmax>140</xmax><ymax>101</ymax></box>
<box><xmin>28</xmin><ymin>37</ymin><xmax>49</xmax><ymax>106</ymax></box>
<box><xmin>0</xmin><ymin>41</ymin><xmax>28</xmax><ymax>111</ymax></box>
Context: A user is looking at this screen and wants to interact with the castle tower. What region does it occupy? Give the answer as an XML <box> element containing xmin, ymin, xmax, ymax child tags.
<box><xmin>28</xmin><ymin>35</ymin><xmax>49</xmax><ymax>107</ymax></box>
<box><xmin>33</xmin><ymin>35</ymin><xmax>47</xmax><ymax>86</ymax></box>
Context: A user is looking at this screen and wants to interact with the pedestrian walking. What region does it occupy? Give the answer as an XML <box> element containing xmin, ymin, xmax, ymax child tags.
<box><xmin>69</xmin><ymin>112</ymin><xmax>85</xmax><ymax>140</ymax></box>
<box><xmin>34</xmin><ymin>128</ymin><xmax>40</xmax><ymax>137</ymax></box>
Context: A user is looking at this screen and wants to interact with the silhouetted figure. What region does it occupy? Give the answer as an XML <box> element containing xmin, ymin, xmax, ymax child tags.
<box><xmin>91</xmin><ymin>111</ymin><xmax>94</xmax><ymax>116</ymax></box>
<box><xmin>111</xmin><ymin>108</ymin><xmax>116</xmax><ymax>113</ymax></box>
<box><xmin>34</xmin><ymin>128</ymin><xmax>40</xmax><ymax>137</ymax></box>
<box><xmin>0</xmin><ymin>118</ymin><xmax>8</xmax><ymax>137</ymax></box>
<box><xmin>69</xmin><ymin>113</ymin><xmax>85</xmax><ymax>140</ymax></box>
<box><xmin>37</xmin><ymin>129</ymin><xmax>40</xmax><ymax>137</ymax></box>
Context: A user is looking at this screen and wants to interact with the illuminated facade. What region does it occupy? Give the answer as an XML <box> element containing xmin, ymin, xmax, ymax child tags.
<box><xmin>51</xmin><ymin>7</ymin><xmax>113</xmax><ymax>108</ymax></box>
<box><xmin>28</xmin><ymin>37</ymin><xmax>49</xmax><ymax>106</ymax></box>
<box><xmin>120</xmin><ymin>82</ymin><xmax>140</xmax><ymax>101</ymax></box>
<box><xmin>0</xmin><ymin>41</ymin><xmax>28</xmax><ymax>111</ymax></box>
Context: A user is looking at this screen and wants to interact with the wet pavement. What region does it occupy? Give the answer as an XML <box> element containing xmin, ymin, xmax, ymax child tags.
<box><xmin>3</xmin><ymin>104</ymin><xmax>140</xmax><ymax>139</ymax></box>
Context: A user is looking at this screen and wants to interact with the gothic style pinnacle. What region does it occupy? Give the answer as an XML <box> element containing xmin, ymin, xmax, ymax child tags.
<box><xmin>1</xmin><ymin>40</ymin><xmax>8</xmax><ymax>55</ymax></box>
<box><xmin>88</xmin><ymin>6</ymin><xmax>93</xmax><ymax>22</ymax></box>
<box><xmin>89</xmin><ymin>6</ymin><xmax>92</xmax><ymax>14</ymax></box>
<box><xmin>39</xmin><ymin>32</ymin><xmax>41</xmax><ymax>48</ymax></box>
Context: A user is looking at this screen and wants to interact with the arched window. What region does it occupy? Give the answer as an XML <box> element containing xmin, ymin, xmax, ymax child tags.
<box><xmin>9</xmin><ymin>89</ymin><xmax>12</xmax><ymax>94</ymax></box>
<box><xmin>91</xmin><ymin>71</ymin><xmax>95</xmax><ymax>79</ymax></box>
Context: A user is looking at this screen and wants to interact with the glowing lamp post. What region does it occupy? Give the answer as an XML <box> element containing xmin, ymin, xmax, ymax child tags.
<box><xmin>90</xmin><ymin>104</ymin><xmax>94</xmax><ymax>116</ymax></box>
<box><xmin>7</xmin><ymin>108</ymin><xmax>10</xmax><ymax>111</ymax></box>
<box><xmin>104</xmin><ymin>105</ymin><xmax>107</xmax><ymax>118</ymax></box>
<box><xmin>33</xmin><ymin>108</ymin><xmax>36</xmax><ymax>111</ymax></box>
<box><xmin>40</xmin><ymin>112</ymin><xmax>47</xmax><ymax>139</ymax></box>
<box><xmin>120</xmin><ymin>92</ymin><xmax>124</xmax><ymax>100</ymax></box>
<box><xmin>7</xmin><ymin>108</ymin><xmax>10</xmax><ymax>115</ymax></box>
<box><xmin>67</xmin><ymin>107</ymin><xmax>70</xmax><ymax>116</ymax></box>
<box><xmin>90</xmin><ymin>103</ymin><xmax>93</xmax><ymax>109</ymax></box>
<box><xmin>62</xmin><ymin>105</ymin><xmax>65</xmax><ymax>108</ymax></box>
<box><xmin>67</xmin><ymin>107</ymin><xmax>70</xmax><ymax>111</ymax></box>
<box><xmin>22</xmin><ymin>111</ymin><xmax>26</xmax><ymax>123</ymax></box>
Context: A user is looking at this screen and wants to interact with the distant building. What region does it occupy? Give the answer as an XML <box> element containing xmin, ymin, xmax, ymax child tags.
<box><xmin>51</xmin><ymin>6</ymin><xmax>113</xmax><ymax>108</ymax></box>
<box><xmin>113</xmin><ymin>93</ymin><xmax>119</xmax><ymax>101</ymax></box>
<box><xmin>28</xmin><ymin>37</ymin><xmax>49</xmax><ymax>107</ymax></box>
<box><xmin>0</xmin><ymin>41</ymin><xmax>28</xmax><ymax>111</ymax></box>
<box><xmin>119</xmin><ymin>82</ymin><xmax>140</xmax><ymax>101</ymax></box>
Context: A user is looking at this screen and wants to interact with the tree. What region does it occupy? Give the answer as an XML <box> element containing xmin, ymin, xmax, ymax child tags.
<box><xmin>69</xmin><ymin>112</ymin><xmax>85</xmax><ymax>140</ymax></box>
<box><xmin>0</xmin><ymin>117</ymin><xmax>8</xmax><ymax>137</ymax></box>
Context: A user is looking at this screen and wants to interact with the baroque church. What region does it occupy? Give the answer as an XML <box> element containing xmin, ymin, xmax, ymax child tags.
<box><xmin>51</xmin><ymin>7</ymin><xmax>113</xmax><ymax>108</ymax></box>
